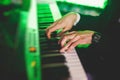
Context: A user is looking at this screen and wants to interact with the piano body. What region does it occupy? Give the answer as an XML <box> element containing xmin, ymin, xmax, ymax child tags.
<box><xmin>18</xmin><ymin>0</ymin><xmax>88</xmax><ymax>80</ymax></box>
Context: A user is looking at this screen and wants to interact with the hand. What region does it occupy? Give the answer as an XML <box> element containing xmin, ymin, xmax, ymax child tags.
<box><xmin>46</xmin><ymin>12</ymin><xmax>78</xmax><ymax>39</ymax></box>
<box><xmin>58</xmin><ymin>30</ymin><xmax>95</xmax><ymax>52</ymax></box>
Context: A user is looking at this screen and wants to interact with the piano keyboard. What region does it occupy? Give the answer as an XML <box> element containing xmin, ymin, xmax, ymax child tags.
<box><xmin>37</xmin><ymin>1</ymin><xmax>88</xmax><ymax>80</ymax></box>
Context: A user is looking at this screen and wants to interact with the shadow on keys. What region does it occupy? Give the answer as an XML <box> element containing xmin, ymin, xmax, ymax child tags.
<box><xmin>40</xmin><ymin>31</ymin><xmax>71</xmax><ymax>80</ymax></box>
<box><xmin>42</xmin><ymin>65</ymin><xmax>71</xmax><ymax>80</ymax></box>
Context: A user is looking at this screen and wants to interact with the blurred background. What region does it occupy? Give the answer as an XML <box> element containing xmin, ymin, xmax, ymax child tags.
<box><xmin>0</xmin><ymin>0</ymin><xmax>120</xmax><ymax>80</ymax></box>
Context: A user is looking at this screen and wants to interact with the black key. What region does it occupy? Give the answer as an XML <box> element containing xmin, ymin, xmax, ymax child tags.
<box><xmin>42</xmin><ymin>55</ymin><xmax>66</xmax><ymax>64</ymax></box>
<box><xmin>42</xmin><ymin>65</ymin><xmax>71</xmax><ymax>80</ymax></box>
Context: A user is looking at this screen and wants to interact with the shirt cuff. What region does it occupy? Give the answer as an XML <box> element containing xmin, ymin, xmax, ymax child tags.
<box><xmin>74</xmin><ymin>13</ymin><xmax>81</xmax><ymax>26</ymax></box>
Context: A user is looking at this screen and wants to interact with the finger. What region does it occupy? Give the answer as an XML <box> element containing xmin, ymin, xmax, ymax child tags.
<box><xmin>57</xmin><ymin>27</ymin><xmax>69</xmax><ymax>36</ymax></box>
<box><xmin>59</xmin><ymin>31</ymin><xmax>76</xmax><ymax>39</ymax></box>
<box><xmin>57</xmin><ymin>22</ymin><xmax>73</xmax><ymax>36</ymax></box>
<box><xmin>58</xmin><ymin>31</ymin><xmax>76</xmax><ymax>45</ymax></box>
<box><xmin>46</xmin><ymin>23</ymin><xmax>64</xmax><ymax>39</ymax></box>
<box><xmin>68</xmin><ymin>31</ymin><xmax>76</xmax><ymax>34</ymax></box>
<box><xmin>59</xmin><ymin>39</ymin><xmax>74</xmax><ymax>53</ymax></box>
<box><xmin>60</xmin><ymin>45</ymin><xmax>68</xmax><ymax>52</ymax></box>
<box><xmin>57</xmin><ymin>30</ymin><xmax>67</xmax><ymax>37</ymax></box>
<box><xmin>45</xmin><ymin>19</ymin><xmax>61</xmax><ymax>38</ymax></box>
<box><xmin>67</xmin><ymin>39</ymin><xmax>80</xmax><ymax>51</ymax></box>
<box><xmin>57</xmin><ymin>27</ymin><xmax>67</xmax><ymax>37</ymax></box>
<box><xmin>46</xmin><ymin>19</ymin><xmax>59</xmax><ymax>31</ymax></box>
<box><xmin>60</xmin><ymin>38</ymin><xmax>79</xmax><ymax>53</ymax></box>
<box><xmin>59</xmin><ymin>32</ymin><xmax>77</xmax><ymax>52</ymax></box>
<box><xmin>59</xmin><ymin>32</ymin><xmax>76</xmax><ymax>47</ymax></box>
<box><xmin>64</xmin><ymin>35</ymin><xmax>80</xmax><ymax>49</ymax></box>
<box><xmin>58</xmin><ymin>33</ymin><xmax>66</xmax><ymax>45</ymax></box>
<box><xmin>46</xmin><ymin>24</ymin><xmax>57</xmax><ymax>39</ymax></box>
<box><xmin>58</xmin><ymin>31</ymin><xmax>69</xmax><ymax>45</ymax></box>
<box><xmin>60</xmin><ymin>35</ymin><xmax>69</xmax><ymax>47</ymax></box>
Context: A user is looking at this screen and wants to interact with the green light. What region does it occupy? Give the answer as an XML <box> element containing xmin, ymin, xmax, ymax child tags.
<box><xmin>77</xmin><ymin>44</ymin><xmax>90</xmax><ymax>48</ymax></box>
<box><xmin>19</xmin><ymin>0</ymin><xmax>41</xmax><ymax>80</ymax></box>
<box><xmin>0</xmin><ymin>0</ymin><xmax>11</xmax><ymax>5</ymax></box>
<box><xmin>27</xmin><ymin>0</ymin><xmax>38</xmax><ymax>29</ymax></box>
<box><xmin>59</xmin><ymin>0</ymin><xmax>108</xmax><ymax>9</ymax></box>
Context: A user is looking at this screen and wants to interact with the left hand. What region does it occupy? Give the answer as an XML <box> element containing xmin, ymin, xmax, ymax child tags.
<box><xmin>58</xmin><ymin>30</ymin><xmax>95</xmax><ymax>52</ymax></box>
<box><xmin>46</xmin><ymin>12</ymin><xmax>78</xmax><ymax>39</ymax></box>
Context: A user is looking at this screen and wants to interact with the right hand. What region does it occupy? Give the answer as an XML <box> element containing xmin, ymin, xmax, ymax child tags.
<box><xmin>58</xmin><ymin>30</ymin><xmax>94</xmax><ymax>52</ymax></box>
<box><xmin>46</xmin><ymin>12</ymin><xmax>78</xmax><ymax>39</ymax></box>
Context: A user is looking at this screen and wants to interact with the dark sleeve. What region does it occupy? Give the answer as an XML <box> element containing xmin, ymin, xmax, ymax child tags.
<box><xmin>73</xmin><ymin>14</ymin><xmax>100</xmax><ymax>31</ymax></box>
<box><xmin>71</xmin><ymin>0</ymin><xmax>112</xmax><ymax>33</ymax></box>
